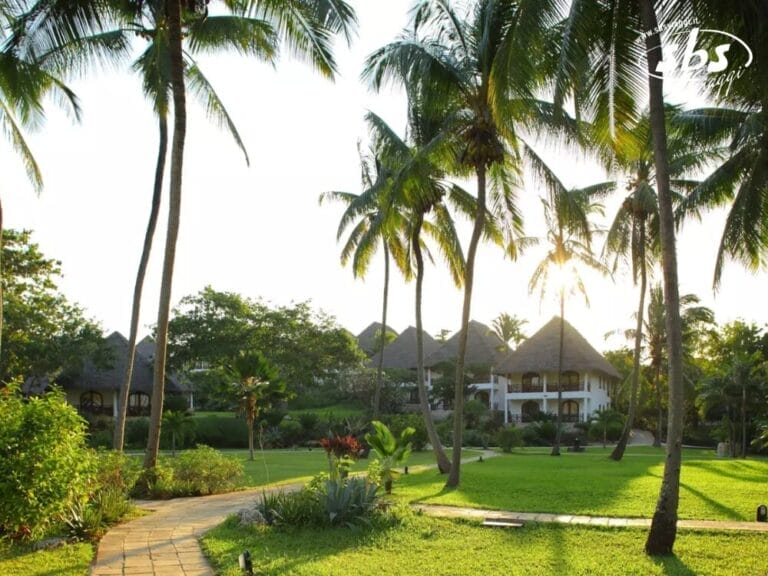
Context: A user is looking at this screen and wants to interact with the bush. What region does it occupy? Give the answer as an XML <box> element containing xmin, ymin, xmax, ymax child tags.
<box><xmin>464</xmin><ymin>400</ymin><xmax>488</xmax><ymax>430</ymax></box>
<box><xmin>386</xmin><ymin>414</ymin><xmax>428</xmax><ymax>451</ymax></box>
<box><xmin>497</xmin><ymin>427</ymin><xmax>524</xmax><ymax>452</ymax></box>
<box><xmin>164</xmin><ymin>393</ymin><xmax>189</xmax><ymax>413</ymax></box>
<box><xmin>588</xmin><ymin>420</ymin><xmax>624</xmax><ymax>443</ymax></box>
<box><xmin>259</xmin><ymin>488</ymin><xmax>323</xmax><ymax>527</ymax></box>
<box><xmin>462</xmin><ymin>429</ymin><xmax>489</xmax><ymax>448</ymax></box>
<box><xmin>298</xmin><ymin>412</ymin><xmax>320</xmax><ymax>437</ymax></box>
<box><xmin>0</xmin><ymin>387</ymin><xmax>95</xmax><ymax>540</ymax></box>
<box><xmin>192</xmin><ymin>415</ymin><xmax>248</xmax><ymax>448</ymax></box>
<box><xmin>278</xmin><ymin>419</ymin><xmax>303</xmax><ymax>447</ymax></box>
<box><xmin>170</xmin><ymin>445</ymin><xmax>244</xmax><ymax>495</ymax></box>
<box><xmin>124</xmin><ymin>417</ymin><xmax>150</xmax><ymax>449</ymax></box>
<box><xmin>320</xmin><ymin>478</ymin><xmax>379</xmax><ymax>527</ymax></box>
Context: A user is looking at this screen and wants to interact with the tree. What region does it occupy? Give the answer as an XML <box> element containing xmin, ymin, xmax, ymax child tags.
<box><xmin>114</xmin><ymin>0</ymin><xmax>273</xmax><ymax>451</ymax></box>
<box><xmin>364</xmin><ymin>0</ymin><xmax>564</xmax><ymax>488</ymax></box>
<box><xmin>162</xmin><ymin>409</ymin><xmax>194</xmax><ymax>456</ymax></box>
<box><xmin>0</xmin><ymin>3</ymin><xmax>82</xmax><ymax>361</ymax></box>
<box><xmin>226</xmin><ymin>351</ymin><xmax>286</xmax><ymax>460</ymax></box>
<box><xmin>1</xmin><ymin>229</ymin><xmax>107</xmax><ymax>383</ymax></box>
<box><xmin>592</xmin><ymin>408</ymin><xmax>624</xmax><ymax>449</ymax></box>
<box><xmin>319</xmin><ymin>144</ymin><xmax>411</xmax><ymax>419</ymax></box>
<box><xmin>528</xmin><ymin>181</ymin><xmax>610</xmax><ymax>456</ymax></box>
<box><xmin>143</xmin><ymin>0</ymin><xmax>358</xmax><ymax>470</ymax></box>
<box><xmin>492</xmin><ymin>313</ymin><xmax>527</xmax><ymax>346</ymax></box>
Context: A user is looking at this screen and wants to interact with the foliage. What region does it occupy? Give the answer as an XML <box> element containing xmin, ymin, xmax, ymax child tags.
<box><xmin>589</xmin><ymin>409</ymin><xmax>625</xmax><ymax>447</ymax></box>
<box><xmin>258</xmin><ymin>488</ymin><xmax>323</xmax><ymax>527</ymax></box>
<box><xmin>492</xmin><ymin>313</ymin><xmax>528</xmax><ymax>346</ymax></box>
<box><xmin>162</xmin><ymin>410</ymin><xmax>196</xmax><ymax>456</ymax></box>
<box><xmin>320</xmin><ymin>435</ymin><xmax>361</xmax><ymax>481</ymax></box>
<box><xmin>385</xmin><ymin>414</ymin><xmax>428</xmax><ymax>451</ymax></box>
<box><xmin>167</xmin><ymin>287</ymin><xmax>365</xmax><ymax>401</ymax></box>
<box><xmin>133</xmin><ymin>446</ymin><xmax>243</xmax><ymax>499</ymax></box>
<box><xmin>0</xmin><ymin>386</ymin><xmax>95</xmax><ymax>540</ymax></box>
<box><xmin>365</xmin><ymin>421</ymin><xmax>413</xmax><ymax>493</ymax></box>
<box><xmin>1</xmin><ymin>230</ymin><xmax>108</xmax><ymax>383</ymax></box>
<box><xmin>463</xmin><ymin>399</ymin><xmax>488</xmax><ymax>430</ymax></box>
<box><xmin>320</xmin><ymin>478</ymin><xmax>379</xmax><ymax>527</ymax></box>
<box><xmin>497</xmin><ymin>427</ymin><xmax>524</xmax><ymax>453</ymax></box>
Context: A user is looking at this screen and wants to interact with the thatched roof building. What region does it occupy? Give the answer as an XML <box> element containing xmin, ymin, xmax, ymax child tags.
<box><xmin>495</xmin><ymin>316</ymin><xmax>620</xmax><ymax>379</ymax></box>
<box><xmin>357</xmin><ymin>322</ymin><xmax>399</xmax><ymax>356</ymax></box>
<box><xmin>425</xmin><ymin>320</ymin><xmax>510</xmax><ymax>367</ymax></box>
<box><xmin>369</xmin><ymin>326</ymin><xmax>440</xmax><ymax>370</ymax></box>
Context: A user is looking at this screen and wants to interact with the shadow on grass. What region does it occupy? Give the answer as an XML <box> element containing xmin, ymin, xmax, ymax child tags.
<box><xmin>652</xmin><ymin>554</ymin><xmax>697</xmax><ymax>576</ymax></box>
<box><xmin>679</xmin><ymin>481</ymin><xmax>741</xmax><ymax>520</ymax></box>
<box><xmin>684</xmin><ymin>459</ymin><xmax>767</xmax><ymax>484</ymax></box>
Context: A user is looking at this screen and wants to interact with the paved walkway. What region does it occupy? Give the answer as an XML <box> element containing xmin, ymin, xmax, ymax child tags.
<box><xmin>415</xmin><ymin>504</ymin><xmax>768</xmax><ymax>533</ymax></box>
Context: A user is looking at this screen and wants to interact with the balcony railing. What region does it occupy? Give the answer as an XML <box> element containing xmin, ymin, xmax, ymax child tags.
<box><xmin>507</xmin><ymin>412</ymin><xmax>585</xmax><ymax>423</ymax></box>
<box><xmin>507</xmin><ymin>382</ymin><xmax>585</xmax><ymax>393</ymax></box>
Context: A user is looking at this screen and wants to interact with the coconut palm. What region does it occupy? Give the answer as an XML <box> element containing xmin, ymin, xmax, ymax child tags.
<box><xmin>143</xmin><ymin>0</ymin><xmax>357</xmax><ymax>470</ymax></box>
<box><xmin>364</xmin><ymin>0</ymin><xmax>568</xmax><ymax>488</ymax></box>
<box><xmin>492</xmin><ymin>313</ymin><xmax>527</xmax><ymax>346</ymax></box>
<box><xmin>319</xmin><ymin>146</ymin><xmax>411</xmax><ymax>420</ymax></box>
<box><xmin>552</xmin><ymin>0</ymin><xmax>689</xmax><ymax>553</ymax></box>
<box><xmin>527</xmin><ymin>177</ymin><xmax>611</xmax><ymax>457</ymax></box>
<box><xmin>226</xmin><ymin>350</ymin><xmax>286</xmax><ymax>460</ymax></box>
<box><xmin>113</xmin><ymin>0</ymin><xmax>277</xmax><ymax>452</ymax></box>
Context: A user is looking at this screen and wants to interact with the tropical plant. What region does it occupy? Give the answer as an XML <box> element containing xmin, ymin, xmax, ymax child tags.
<box><xmin>528</xmin><ymin>181</ymin><xmax>610</xmax><ymax>456</ymax></box>
<box><xmin>365</xmin><ymin>420</ymin><xmax>414</xmax><ymax>494</ymax></box>
<box><xmin>591</xmin><ymin>408</ymin><xmax>624</xmax><ymax>449</ymax></box>
<box><xmin>319</xmin><ymin>145</ymin><xmax>411</xmax><ymax>420</ymax></box>
<box><xmin>363</xmin><ymin>0</ymin><xmax>566</xmax><ymax>487</ymax></box>
<box><xmin>491</xmin><ymin>313</ymin><xmax>527</xmax><ymax>346</ymax></box>
<box><xmin>226</xmin><ymin>351</ymin><xmax>287</xmax><ymax>460</ymax></box>
<box><xmin>320</xmin><ymin>434</ymin><xmax>361</xmax><ymax>481</ymax></box>
<box><xmin>320</xmin><ymin>476</ymin><xmax>379</xmax><ymax>527</ymax></box>
<box><xmin>161</xmin><ymin>409</ymin><xmax>194</xmax><ymax>456</ymax></box>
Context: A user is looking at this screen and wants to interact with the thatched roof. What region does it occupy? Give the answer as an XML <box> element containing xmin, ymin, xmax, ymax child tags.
<box><xmin>369</xmin><ymin>326</ymin><xmax>440</xmax><ymax>370</ymax></box>
<box><xmin>357</xmin><ymin>322</ymin><xmax>398</xmax><ymax>356</ymax></box>
<box><xmin>60</xmin><ymin>331</ymin><xmax>185</xmax><ymax>393</ymax></box>
<box><xmin>136</xmin><ymin>336</ymin><xmax>155</xmax><ymax>361</ymax></box>
<box><xmin>425</xmin><ymin>320</ymin><xmax>510</xmax><ymax>368</ymax></box>
<box><xmin>495</xmin><ymin>316</ymin><xmax>620</xmax><ymax>379</ymax></box>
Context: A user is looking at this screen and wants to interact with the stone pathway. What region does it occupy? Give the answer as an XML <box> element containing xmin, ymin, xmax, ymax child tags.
<box><xmin>416</xmin><ymin>504</ymin><xmax>768</xmax><ymax>533</ymax></box>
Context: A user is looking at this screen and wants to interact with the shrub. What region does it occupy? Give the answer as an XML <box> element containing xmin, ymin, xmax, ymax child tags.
<box><xmin>278</xmin><ymin>419</ymin><xmax>303</xmax><ymax>447</ymax></box>
<box><xmin>464</xmin><ymin>400</ymin><xmax>488</xmax><ymax>430</ymax></box>
<box><xmin>170</xmin><ymin>445</ymin><xmax>244</xmax><ymax>495</ymax></box>
<box><xmin>386</xmin><ymin>414</ymin><xmax>428</xmax><ymax>451</ymax></box>
<box><xmin>497</xmin><ymin>427</ymin><xmax>524</xmax><ymax>452</ymax></box>
<box><xmin>192</xmin><ymin>415</ymin><xmax>248</xmax><ymax>448</ymax></box>
<box><xmin>124</xmin><ymin>417</ymin><xmax>150</xmax><ymax>449</ymax></box>
<box><xmin>88</xmin><ymin>429</ymin><xmax>114</xmax><ymax>449</ymax></box>
<box><xmin>0</xmin><ymin>386</ymin><xmax>95</xmax><ymax>540</ymax></box>
<box><xmin>481</xmin><ymin>410</ymin><xmax>505</xmax><ymax>436</ymax></box>
<box><xmin>320</xmin><ymin>478</ymin><xmax>379</xmax><ymax>527</ymax></box>
<box><xmin>298</xmin><ymin>412</ymin><xmax>320</xmax><ymax>438</ymax></box>
<box><xmin>258</xmin><ymin>489</ymin><xmax>323</xmax><ymax>527</ymax></box>
<box><xmin>462</xmin><ymin>429</ymin><xmax>489</xmax><ymax>448</ymax></box>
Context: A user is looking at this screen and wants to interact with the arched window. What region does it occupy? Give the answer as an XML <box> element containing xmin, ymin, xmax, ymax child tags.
<box><xmin>80</xmin><ymin>391</ymin><xmax>103</xmax><ymax>413</ymax></box>
<box><xmin>128</xmin><ymin>392</ymin><xmax>151</xmax><ymax>416</ymax></box>
<box><xmin>562</xmin><ymin>400</ymin><xmax>580</xmax><ymax>422</ymax></box>
<box><xmin>561</xmin><ymin>370</ymin><xmax>580</xmax><ymax>391</ymax></box>
<box><xmin>521</xmin><ymin>372</ymin><xmax>541</xmax><ymax>392</ymax></box>
<box><xmin>521</xmin><ymin>400</ymin><xmax>540</xmax><ymax>422</ymax></box>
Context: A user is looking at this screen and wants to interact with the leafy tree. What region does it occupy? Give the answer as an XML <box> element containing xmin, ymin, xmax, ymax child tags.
<box><xmin>162</xmin><ymin>409</ymin><xmax>194</xmax><ymax>457</ymax></box>
<box><xmin>226</xmin><ymin>351</ymin><xmax>287</xmax><ymax>460</ymax></box>
<box><xmin>1</xmin><ymin>229</ymin><xmax>107</xmax><ymax>383</ymax></box>
<box><xmin>365</xmin><ymin>420</ymin><xmax>414</xmax><ymax>494</ymax></box>
<box><xmin>492</xmin><ymin>313</ymin><xmax>527</xmax><ymax>346</ymax></box>
<box><xmin>320</xmin><ymin>144</ymin><xmax>411</xmax><ymax>419</ymax></box>
<box><xmin>364</xmin><ymin>0</ymin><xmax>565</xmax><ymax>488</ymax></box>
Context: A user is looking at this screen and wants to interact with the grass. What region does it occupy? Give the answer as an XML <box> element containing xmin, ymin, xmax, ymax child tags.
<box><xmin>227</xmin><ymin>448</ymin><xmax>480</xmax><ymax>487</ymax></box>
<box><xmin>287</xmin><ymin>404</ymin><xmax>366</xmax><ymax>419</ymax></box>
<box><xmin>392</xmin><ymin>446</ymin><xmax>768</xmax><ymax>521</ymax></box>
<box><xmin>0</xmin><ymin>541</ymin><xmax>93</xmax><ymax>576</ymax></box>
<box><xmin>202</xmin><ymin>512</ymin><xmax>768</xmax><ymax>576</ymax></box>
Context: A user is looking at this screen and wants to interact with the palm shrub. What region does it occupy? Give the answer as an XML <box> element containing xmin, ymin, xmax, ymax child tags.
<box><xmin>365</xmin><ymin>421</ymin><xmax>414</xmax><ymax>494</ymax></box>
<box><xmin>497</xmin><ymin>427</ymin><xmax>524</xmax><ymax>453</ymax></box>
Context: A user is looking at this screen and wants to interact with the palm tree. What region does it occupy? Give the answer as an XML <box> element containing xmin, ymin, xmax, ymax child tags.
<box><xmin>0</xmin><ymin>5</ymin><xmax>82</xmax><ymax>361</ymax></box>
<box><xmin>162</xmin><ymin>409</ymin><xmax>194</xmax><ymax>456</ymax></box>
<box><xmin>226</xmin><ymin>351</ymin><xmax>286</xmax><ymax>460</ymax></box>
<box><xmin>113</xmin><ymin>0</ymin><xmax>275</xmax><ymax>451</ymax></box>
<box><xmin>552</xmin><ymin>0</ymin><xmax>688</xmax><ymax>553</ymax></box>
<box><xmin>592</xmin><ymin>407</ymin><xmax>624</xmax><ymax>449</ymax></box>
<box><xmin>528</xmin><ymin>179</ymin><xmax>611</xmax><ymax>457</ymax></box>
<box><xmin>363</xmin><ymin>0</ymin><xmax>565</xmax><ymax>488</ymax></box>
<box><xmin>319</xmin><ymin>145</ymin><xmax>411</xmax><ymax>420</ymax></box>
<box><xmin>491</xmin><ymin>313</ymin><xmax>527</xmax><ymax>346</ymax></box>
<box><xmin>144</xmin><ymin>0</ymin><xmax>358</xmax><ymax>469</ymax></box>
<box><xmin>367</xmin><ymin>105</ymin><xmax>481</xmax><ymax>473</ymax></box>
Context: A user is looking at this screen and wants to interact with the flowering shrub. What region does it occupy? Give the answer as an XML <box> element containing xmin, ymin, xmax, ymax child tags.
<box><xmin>320</xmin><ymin>435</ymin><xmax>361</xmax><ymax>480</ymax></box>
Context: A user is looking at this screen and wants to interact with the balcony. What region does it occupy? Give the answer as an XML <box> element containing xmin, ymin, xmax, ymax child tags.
<box><xmin>507</xmin><ymin>412</ymin><xmax>585</xmax><ymax>424</ymax></box>
<box><xmin>506</xmin><ymin>382</ymin><xmax>585</xmax><ymax>394</ymax></box>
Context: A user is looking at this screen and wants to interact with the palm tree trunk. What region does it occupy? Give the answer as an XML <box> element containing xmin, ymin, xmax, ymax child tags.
<box><xmin>552</xmin><ymin>288</ymin><xmax>565</xmax><ymax>456</ymax></box>
<box><xmin>372</xmin><ymin>244</ymin><xmax>390</xmax><ymax>419</ymax></box>
<box><xmin>654</xmin><ymin>367</ymin><xmax>663</xmax><ymax>447</ymax></box>
<box><xmin>145</xmin><ymin>0</ymin><xmax>186</xmax><ymax>470</ymax></box>
<box><xmin>413</xmin><ymin>215</ymin><xmax>451</xmax><ymax>473</ymax></box>
<box><xmin>640</xmin><ymin>0</ymin><xmax>686</xmax><ymax>556</ymax></box>
<box><xmin>611</xmin><ymin>227</ymin><xmax>648</xmax><ymax>460</ymax></box>
<box><xmin>114</xmin><ymin>115</ymin><xmax>168</xmax><ymax>451</ymax></box>
<box><xmin>447</xmin><ymin>163</ymin><xmax>487</xmax><ymax>488</ymax></box>
<box><xmin>741</xmin><ymin>377</ymin><xmax>747</xmax><ymax>458</ymax></box>
<box><xmin>248</xmin><ymin>418</ymin><xmax>255</xmax><ymax>460</ymax></box>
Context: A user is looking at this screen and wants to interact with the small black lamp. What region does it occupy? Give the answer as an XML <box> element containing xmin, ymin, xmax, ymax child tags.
<box><xmin>239</xmin><ymin>550</ymin><xmax>254</xmax><ymax>575</ymax></box>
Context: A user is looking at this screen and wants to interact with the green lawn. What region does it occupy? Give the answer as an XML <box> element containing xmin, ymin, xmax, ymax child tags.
<box><xmin>203</xmin><ymin>513</ymin><xmax>768</xmax><ymax>576</ymax></box>
<box><xmin>0</xmin><ymin>542</ymin><xmax>93</xmax><ymax>576</ymax></box>
<box><xmin>228</xmin><ymin>448</ymin><xmax>481</xmax><ymax>487</ymax></box>
<box><xmin>392</xmin><ymin>447</ymin><xmax>768</xmax><ymax>521</ymax></box>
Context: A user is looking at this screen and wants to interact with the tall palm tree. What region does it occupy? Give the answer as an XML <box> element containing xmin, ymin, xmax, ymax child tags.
<box><xmin>319</xmin><ymin>145</ymin><xmax>411</xmax><ymax>420</ymax></box>
<box><xmin>113</xmin><ymin>0</ymin><xmax>277</xmax><ymax>451</ymax></box>
<box><xmin>527</xmin><ymin>178</ymin><xmax>611</xmax><ymax>457</ymax></box>
<box><xmin>363</xmin><ymin>0</ymin><xmax>565</xmax><ymax>488</ymax></box>
<box><xmin>552</xmin><ymin>0</ymin><xmax>688</xmax><ymax>553</ymax></box>
<box><xmin>368</xmin><ymin>104</ymin><xmax>489</xmax><ymax>473</ymax></box>
<box><xmin>144</xmin><ymin>0</ymin><xmax>357</xmax><ymax>469</ymax></box>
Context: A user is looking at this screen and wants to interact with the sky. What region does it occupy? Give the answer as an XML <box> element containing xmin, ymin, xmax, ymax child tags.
<box><xmin>1</xmin><ymin>1</ymin><xmax>766</xmax><ymax>354</ymax></box>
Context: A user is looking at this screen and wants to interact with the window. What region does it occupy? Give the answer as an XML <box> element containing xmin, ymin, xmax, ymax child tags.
<box><xmin>128</xmin><ymin>392</ymin><xmax>150</xmax><ymax>416</ymax></box>
<box><xmin>557</xmin><ymin>371</ymin><xmax>580</xmax><ymax>391</ymax></box>
<box><xmin>521</xmin><ymin>400</ymin><xmax>540</xmax><ymax>422</ymax></box>
<box><xmin>80</xmin><ymin>391</ymin><xmax>103</xmax><ymax>413</ymax></box>
<box><xmin>521</xmin><ymin>372</ymin><xmax>541</xmax><ymax>392</ymax></box>
<box><xmin>562</xmin><ymin>400</ymin><xmax>579</xmax><ymax>422</ymax></box>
